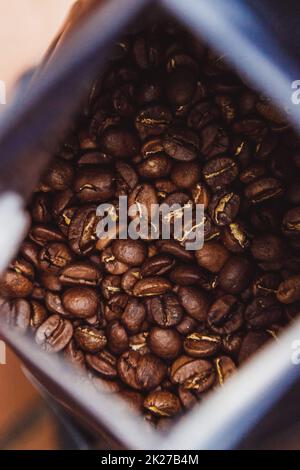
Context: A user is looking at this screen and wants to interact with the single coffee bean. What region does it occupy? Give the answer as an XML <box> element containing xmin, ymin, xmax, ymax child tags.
<box><xmin>101</xmin><ymin>247</ymin><xmax>129</xmax><ymax>276</ymax></box>
<box><xmin>245</xmin><ymin>296</ymin><xmax>282</xmax><ymax>328</ymax></box>
<box><xmin>121</xmin><ymin>298</ymin><xmax>146</xmax><ymax>334</ymax></box>
<box><xmin>62</xmin><ymin>287</ymin><xmax>99</xmax><ymax>318</ymax></box>
<box><xmin>251</xmin><ymin>234</ymin><xmax>285</xmax><ymax>262</ymax></box>
<box><xmin>133</xmin><ymin>277</ymin><xmax>172</xmax><ymax>297</ymax></box>
<box><xmin>0</xmin><ymin>269</ymin><xmax>33</xmax><ymax>299</ymax></box>
<box><xmin>166</xmin><ymin>67</ymin><xmax>197</xmax><ymax>106</ymax></box>
<box><xmin>219</xmin><ymin>256</ymin><xmax>253</xmax><ymax>294</ymax></box>
<box><xmin>277</xmin><ymin>275</ymin><xmax>300</xmax><ymax>304</ymax></box>
<box><xmin>74</xmin><ymin>167</ymin><xmax>115</xmax><ymax>203</ymax></box>
<box><xmin>222</xmin><ymin>333</ymin><xmax>242</xmax><ymax>356</ymax></box>
<box><xmin>118</xmin><ymin>351</ymin><xmax>166</xmax><ymax>390</ymax></box>
<box><xmin>188</xmin><ymin>100</ymin><xmax>220</xmax><ymax>130</ymax></box>
<box><xmin>121</xmin><ymin>268</ymin><xmax>142</xmax><ymax>294</ymax></box>
<box><xmin>195</xmin><ymin>241</ymin><xmax>230</xmax><ymax>273</ymax></box>
<box><xmin>221</xmin><ymin>222</ymin><xmax>250</xmax><ymax>253</ymax></box>
<box><xmin>40</xmin><ymin>272</ymin><xmax>62</xmax><ymax>292</ymax></box>
<box><xmin>240</xmin><ymin>163</ymin><xmax>266</xmax><ymax>184</ymax></box>
<box><xmin>184</xmin><ymin>332</ymin><xmax>221</xmax><ymax>358</ymax></box>
<box><xmin>176</xmin><ymin>286</ymin><xmax>208</xmax><ymax>322</ymax></box>
<box><xmin>203</xmin><ymin>157</ymin><xmax>238</xmax><ymax>190</ymax></box>
<box><xmin>101</xmin><ymin>125</ymin><xmax>140</xmax><ymax>158</ymax></box>
<box><xmin>200</xmin><ymin>124</ymin><xmax>229</xmax><ymax>159</ymax></box>
<box><xmin>244</xmin><ymin>177</ymin><xmax>284</xmax><ymax>204</ymax></box>
<box><xmin>135</xmin><ymin>105</ymin><xmax>172</xmax><ymax>140</ymax></box>
<box><xmin>133</xmin><ymin>33</ymin><xmax>163</xmax><ymax>70</ymax></box>
<box><xmin>74</xmin><ymin>326</ymin><xmax>107</xmax><ymax>353</ymax></box>
<box><xmin>59</xmin><ymin>262</ymin><xmax>102</xmax><ymax>287</ymax></box>
<box><xmin>29</xmin><ymin>225</ymin><xmax>65</xmax><ymax>246</ymax></box>
<box><xmin>148</xmin><ymin>327</ymin><xmax>182</xmax><ymax>359</ymax></box>
<box><xmin>146</xmin><ymin>293</ymin><xmax>183</xmax><ymax>327</ymax></box>
<box><xmin>38</xmin><ymin>242</ymin><xmax>73</xmax><ymax>273</ymax></box>
<box><xmin>43</xmin><ymin>158</ymin><xmax>74</xmax><ymax>191</ymax></box>
<box><xmin>86</xmin><ymin>350</ymin><xmax>117</xmax><ymax>378</ymax></box>
<box><xmin>128</xmin><ymin>183</ymin><xmax>158</xmax><ymax>220</ymax></box>
<box><xmin>170</xmin><ymin>161</ymin><xmax>201</xmax><ymax>189</ymax></box>
<box><xmin>209</xmin><ymin>190</ymin><xmax>240</xmax><ymax>226</ymax></box>
<box><xmin>282</xmin><ymin>207</ymin><xmax>300</xmax><ymax>237</ymax></box>
<box><xmin>68</xmin><ymin>205</ymin><xmax>99</xmax><ymax>255</ymax></box>
<box><xmin>207</xmin><ymin>295</ymin><xmax>244</xmax><ymax>335</ymax></box>
<box><xmin>107</xmin><ymin>320</ymin><xmax>129</xmax><ymax>355</ymax></box>
<box><xmin>35</xmin><ymin>315</ymin><xmax>73</xmax><ymax>353</ymax></box>
<box><xmin>111</xmin><ymin>239</ymin><xmax>147</xmax><ymax>266</ymax></box>
<box><xmin>170</xmin><ymin>356</ymin><xmax>215</xmax><ymax>392</ymax></box>
<box><xmin>31</xmin><ymin>193</ymin><xmax>52</xmax><ymax>224</ymax></box>
<box><xmin>141</xmin><ymin>254</ymin><xmax>175</xmax><ymax>277</ymax></box>
<box><xmin>138</xmin><ymin>154</ymin><xmax>172</xmax><ymax>179</ymax></box>
<box><xmin>30</xmin><ymin>300</ymin><xmax>47</xmax><ymax>330</ymax></box>
<box><xmin>163</xmin><ymin>126</ymin><xmax>199</xmax><ymax>162</ymax></box>
<box><xmin>252</xmin><ymin>272</ymin><xmax>281</xmax><ymax>297</ymax></box>
<box><xmin>144</xmin><ymin>390</ymin><xmax>181</xmax><ymax>417</ymax></box>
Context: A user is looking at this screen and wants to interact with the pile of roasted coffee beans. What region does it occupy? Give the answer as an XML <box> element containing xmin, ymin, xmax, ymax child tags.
<box><xmin>1</xmin><ymin>22</ymin><xmax>300</xmax><ymax>430</ymax></box>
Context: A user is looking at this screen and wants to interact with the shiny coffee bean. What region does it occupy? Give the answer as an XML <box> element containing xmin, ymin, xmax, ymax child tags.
<box><xmin>203</xmin><ymin>157</ymin><xmax>238</xmax><ymax>190</ymax></box>
<box><xmin>170</xmin><ymin>356</ymin><xmax>215</xmax><ymax>393</ymax></box>
<box><xmin>215</xmin><ymin>356</ymin><xmax>237</xmax><ymax>384</ymax></box>
<box><xmin>176</xmin><ymin>286</ymin><xmax>208</xmax><ymax>322</ymax></box>
<box><xmin>207</xmin><ymin>295</ymin><xmax>244</xmax><ymax>335</ymax></box>
<box><xmin>144</xmin><ymin>390</ymin><xmax>181</xmax><ymax>417</ymax></box>
<box><xmin>35</xmin><ymin>315</ymin><xmax>73</xmax><ymax>353</ymax></box>
<box><xmin>101</xmin><ymin>125</ymin><xmax>140</xmax><ymax>158</ymax></box>
<box><xmin>245</xmin><ymin>296</ymin><xmax>282</xmax><ymax>328</ymax></box>
<box><xmin>245</xmin><ymin>177</ymin><xmax>284</xmax><ymax>204</ymax></box>
<box><xmin>170</xmin><ymin>161</ymin><xmax>201</xmax><ymax>189</ymax></box>
<box><xmin>62</xmin><ymin>287</ymin><xmax>99</xmax><ymax>318</ymax></box>
<box><xmin>184</xmin><ymin>332</ymin><xmax>221</xmax><ymax>358</ymax></box>
<box><xmin>118</xmin><ymin>351</ymin><xmax>166</xmax><ymax>390</ymax></box>
<box><xmin>163</xmin><ymin>126</ymin><xmax>199</xmax><ymax>162</ymax></box>
<box><xmin>146</xmin><ymin>293</ymin><xmax>183</xmax><ymax>327</ymax></box>
<box><xmin>209</xmin><ymin>190</ymin><xmax>240</xmax><ymax>226</ymax></box>
<box><xmin>277</xmin><ymin>275</ymin><xmax>300</xmax><ymax>304</ymax></box>
<box><xmin>219</xmin><ymin>256</ymin><xmax>253</xmax><ymax>294</ymax></box>
<box><xmin>195</xmin><ymin>241</ymin><xmax>230</xmax><ymax>273</ymax></box>
<box><xmin>38</xmin><ymin>242</ymin><xmax>73</xmax><ymax>273</ymax></box>
<box><xmin>59</xmin><ymin>262</ymin><xmax>102</xmax><ymax>287</ymax></box>
<box><xmin>133</xmin><ymin>277</ymin><xmax>172</xmax><ymax>297</ymax></box>
<box><xmin>112</xmin><ymin>239</ymin><xmax>147</xmax><ymax>266</ymax></box>
<box><xmin>74</xmin><ymin>326</ymin><xmax>107</xmax><ymax>353</ymax></box>
<box><xmin>135</xmin><ymin>105</ymin><xmax>172</xmax><ymax>140</ymax></box>
<box><xmin>148</xmin><ymin>327</ymin><xmax>182</xmax><ymax>359</ymax></box>
<box><xmin>74</xmin><ymin>167</ymin><xmax>115</xmax><ymax>203</ymax></box>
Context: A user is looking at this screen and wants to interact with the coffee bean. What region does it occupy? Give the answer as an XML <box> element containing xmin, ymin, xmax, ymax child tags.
<box><xmin>200</xmin><ymin>124</ymin><xmax>229</xmax><ymax>159</ymax></box>
<box><xmin>184</xmin><ymin>332</ymin><xmax>221</xmax><ymax>358</ymax></box>
<box><xmin>245</xmin><ymin>177</ymin><xmax>284</xmax><ymax>204</ymax></box>
<box><xmin>148</xmin><ymin>327</ymin><xmax>182</xmax><ymax>359</ymax></box>
<box><xmin>207</xmin><ymin>295</ymin><xmax>244</xmax><ymax>335</ymax></box>
<box><xmin>141</xmin><ymin>254</ymin><xmax>175</xmax><ymax>277</ymax></box>
<box><xmin>146</xmin><ymin>293</ymin><xmax>183</xmax><ymax>327</ymax></box>
<box><xmin>59</xmin><ymin>262</ymin><xmax>102</xmax><ymax>287</ymax></box>
<box><xmin>219</xmin><ymin>256</ymin><xmax>253</xmax><ymax>294</ymax></box>
<box><xmin>170</xmin><ymin>161</ymin><xmax>201</xmax><ymax>189</ymax></box>
<box><xmin>167</xmin><ymin>67</ymin><xmax>197</xmax><ymax>106</ymax></box>
<box><xmin>38</xmin><ymin>242</ymin><xmax>73</xmax><ymax>273</ymax></box>
<box><xmin>118</xmin><ymin>351</ymin><xmax>166</xmax><ymax>390</ymax></box>
<box><xmin>195</xmin><ymin>241</ymin><xmax>230</xmax><ymax>273</ymax></box>
<box><xmin>62</xmin><ymin>287</ymin><xmax>99</xmax><ymax>318</ymax></box>
<box><xmin>74</xmin><ymin>326</ymin><xmax>107</xmax><ymax>353</ymax></box>
<box><xmin>35</xmin><ymin>315</ymin><xmax>73</xmax><ymax>353</ymax></box>
<box><xmin>144</xmin><ymin>390</ymin><xmax>181</xmax><ymax>417</ymax></box>
<box><xmin>107</xmin><ymin>320</ymin><xmax>129</xmax><ymax>355</ymax></box>
<box><xmin>221</xmin><ymin>222</ymin><xmax>250</xmax><ymax>253</ymax></box>
<box><xmin>43</xmin><ymin>158</ymin><xmax>74</xmax><ymax>191</ymax></box>
<box><xmin>86</xmin><ymin>350</ymin><xmax>117</xmax><ymax>378</ymax></box>
<box><xmin>277</xmin><ymin>275</ymin><xmax>300</xmax><ymax>304</ymax></box>
<box><xmin>238</xmin><ymin>331</ymin><xmax>273</xmax><ymax>364</ymax></box>
<box><xmin>203</xmin><ymin>157</ymin><xmax>238</xmax><ymax>190</ymax></box>
<box><xmin>121</xmin><ymin>298</ymin><xmax>146</xmax><ymax>334</ymax></box>
<box><xmin>111</xmin><ymin>240</ymin><xmax>147</xmax><ymax>266</ymax></box>
<box><xmin>133</xmin><ymin>277</ymin><xmax>172</xmax><ymax>297</ymax></box>
<box><xmin>74</xmin><ymin>167</ymin><xmax>115</xmax><ymax>203</ymax></box>
<box><xmin>163</xmin><ymin>126</ymin><xmax>199</xmax><ymax>161</ymax></box>
<box><xmin>177</xmin><ymin>286</ymin><xmax>208</xmax><ymax>322</ymax></box>
<box><xmin>282</xmin><ymin>207</ymin><xmax>300</xmax><ymax>237</ymax></box>
<box><xmin>135</xmin><ymin>105</ymin><xmax>172</xmax><ymax>140</ymax></box>
<box><xmin>251</xmin><ymin>234</ymin><xmax>285</xmax><ymax>262</ymax></box>
<box><xmin>170</xmin><ymin>356</ymin><xmax>215</xmax><ymax>392</ymax></box>
<box><xmin>209</xmin><ymin>190</ymin><xmax>240</xmax><ymax>226</ymax></box>
<box><xmin>245</xmin><ymin>296</ymin><xmax>282</xmax><ymax>327</ymax></box>
<box><xmin>68</xmin><ymin>205</ymin><xmax>99</xmax><ymax>255</ymax></box>
<box><xmin>101</xmin><ymin>125</ymin><xmax>140</xmax><ymax>158</ymax></box>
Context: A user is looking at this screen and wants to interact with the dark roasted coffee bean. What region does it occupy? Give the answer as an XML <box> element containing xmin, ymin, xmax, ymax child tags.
<box><xmin>74</xmin><ymin>326</ymin><xmax>107</xmax><ymax>353</ymax></box>
<box><xmin>219</xmin><ymin>256</ymin><xmax>253</xmax><ymax>294</ymax></box>
<box><xmin>0</xmin><ymin>267</ymin><xmax>33</xmax><ymax>299</ymax></box>
<box><xmin>245</xmin><ymin>296</ymin><xmax>282</xmax><ymax>328</ymax></box>
<box><xmin>86</xmin><ymin>350</ymin><xmax>117</xmax><ymax>378</ymax></box>
<box><xmin>121</xmin><ymin>268</ymin><xmax>142</xmax><ymax>294</ymax></box>
<box><xmin>209</xmin><ymin>190</ymin><xmax>240</xmax><ymax>226</ymax></box>
<box><xmin>203</xmin><ymin>157</ymin><xmax>238</xmax><ymax>190</ymax></box>
<box><xmin>221</xmin><ymin>222</ymin><xmax>250</xmax><ymax>253</ymax></box>
<box><xmin>31</xmin><ymin>193</ymin><xmax>51</xmax><ymax>224</ymax></box>
<box><xmin>282</xmin><ymin>207</ymin><xmax>300</xmax><ymax>237</ymax></box>
<box><xmin>157</xmin><ymin>239</ymin><xmax>194</xmax><ymax>263</ymax></box>
<box><xmin>29</xmin><ymin>225</ymin><xmax>65</xmax><ymax>246</ymax></box>
<box><xmin>101</xmin><ymin>125</ymin><xmax>140</xmax><ymax>158</ymax></box>
<box><xmin>215</xmin><ymin>356</ymin><xmax>237</xmax><ymax>384</ymax></box>
<box><xmin>35</xmin><ymin>315</ymin><xmax>73</xmax><ymax>353</ymax></box>
<box><xmin>177</xmin><ymin>286</ymin><xmax>208</xmax><ymax>322</ymax></box>
<box><xmin>133</xmin><ymin>277</ymin><xmax>172</xmax><ymax>297</ymax></box>
<box><xmin>101</xmin><ymin>275</ymin><xmax>121</xmax><ymax>300</ymax></box>
<box><xmin>107</xmin><ymin>320</ymin><xmax>129</xmax><ymax>355</ymax></box>
<box><xmin>207</xmin><ymin>295</ymin><xmax>244</xmax><ymax>335</ymax></box>
<box><xmin>42</xmin><ymin>158</ymin><xmax>74</xmax><ymax>191</ymax></box>
<box><xmin>148</xmin><ymin>327</ymin><xmax>182</xmax><ymax>360</ymax></box>
<box><xmin>133</xmin><ymin>33</ymin><xmax>163</xmax><ymax>70</ymax></box>
<box><xmin>252</xmin><ymin>272</ymin><xmax>281</xmax><ymax>297</ymax></box>
<box><xmin>167</xmin><ymin>67</ymin><xmax>197</xmax><ymax>106</ymax></box>
<box><xmin>62</xmin><ymin>287</ymin><xmax>99</xmax><ymax>318</ymax></box>
<box><xmin>195</xmin><ymin>241</ymin><xmax>230</xmax><ymax>273</ymax></box>
<box><xmin>128</xmin><ymin>183</ymin><xmax>158</xmax><ymax>220</ymax></box>
<box><xmin>216</xmin><ymin>95</ymin><xmax>237</xmax><ymax>123</ymax></box>
<box><xmin>101</xmin><ymin>247</ymin><xmax>129</xmax><ymax>276</ymax></box>
<box><xmin>59</xmin><ymin>262</ymin><xmax>102</xmax><ymax>287</ymax></box>
<box><xmin>245</xmin><ymin>177</ymin><xmax>284</xmax><ymax>204</ymax></box>
<box><xmin>200</xmin><ymin>124</ymin><xmax>229</xmax><ymax>159</ymax></box>
<box><xmin>184</xmin><ymin>332</ymin><xmax>221</xmax><ymax>358</ymax></box>
<box><xmin>20</xmin><ymin>241</ymin><xmax>40</xmax><ymax>268</ymax></box>
<box><xmin>170</xmin><ymin>161</ymin><xmax>201</xmax><ymax>189</ymax></box>
<box><xmin>30</xmin><ymin>300</ymin><xmax>47</xmax><ymax>330</ymax></box>
<box><xmin>135</xmin><ymin>105</ymin><xmax>172</xmax><ymax>140</ymax></box>
<box><xmin>188</xmin><ymin>101</ymin><xmax>220</xmax><ymax>130</ymax></box>
<box><xmin>141</xmin><ymin>255</ymin><xmax>175</xmax><ymax>278</ymax></box>
<box><xmin>176</xmin><ymin>316</ymin><xmax>198</xmax><ymax>336</ymax></box>
<box><xmin>144</xmin><ymin>390</ymin><xmax>181</xmax><ymax>417</ymax></box>
<box><xmin>68</xmin><ymin>205</ymin><xmax>99</xmax><ymax>255</ymax></box>
<box><xmin>40</xmin><ymin>272</ymin><xmax>62</xmax><ymax>292</ymax></box>
<box><xmin>163</xmin><ymin>126</ymin><xmax>199</xmax><ymax>162</ymax></box>
<box><xmin>277</xmin><ymin>275</ymin><xmax>300</xmax><ymax>304</ymax></box>
<box><xmin>74</xmin><ymin>167</ymin><xmax>115</xmax><ymax>203</ymax></box>
<box><xmin>111</xmin><ymin>239</ymin><xmax>147</xmax><ymax>266</ymax></box>
<box><xmin>121</xmin><ymin>298</ymin><xmax>146</xmax><ymax>334</ymax></box>
<box><xmin>251</xmin><ymin>234</ymin><xmax>285</xmax><ymax>264</ymax></box>
<box><xmin>240</xmin><ymin>163</ymin><xmax>266</xmax><ymax>184</ymax></box>
<box><xmin>146</xmin><ymin>293</ymin><xmax>183</xmax><ymax>327</ymax></box>
<box><xmin>170</xmin><ymin>264</ymin><xmax>213</xmax><ymax>288</ymax></box>
<box><xmin>170</xmin><ymin>356</ymin><xmax>215</xmax><ymax>392</ymax></box>
<box><xmin>38</xmin><ymin>242</ymin><xmax>73</xmax><ymax>273</ymax></box>
<box><xmin>222</xmin><ymin>333</ymin><xmax>242</xmax><ymax>356</ymax></box>
<box><xmin>138</xmin><ymin>153</ymin><xmax>172</xmax><ymax>179</ymax></box>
